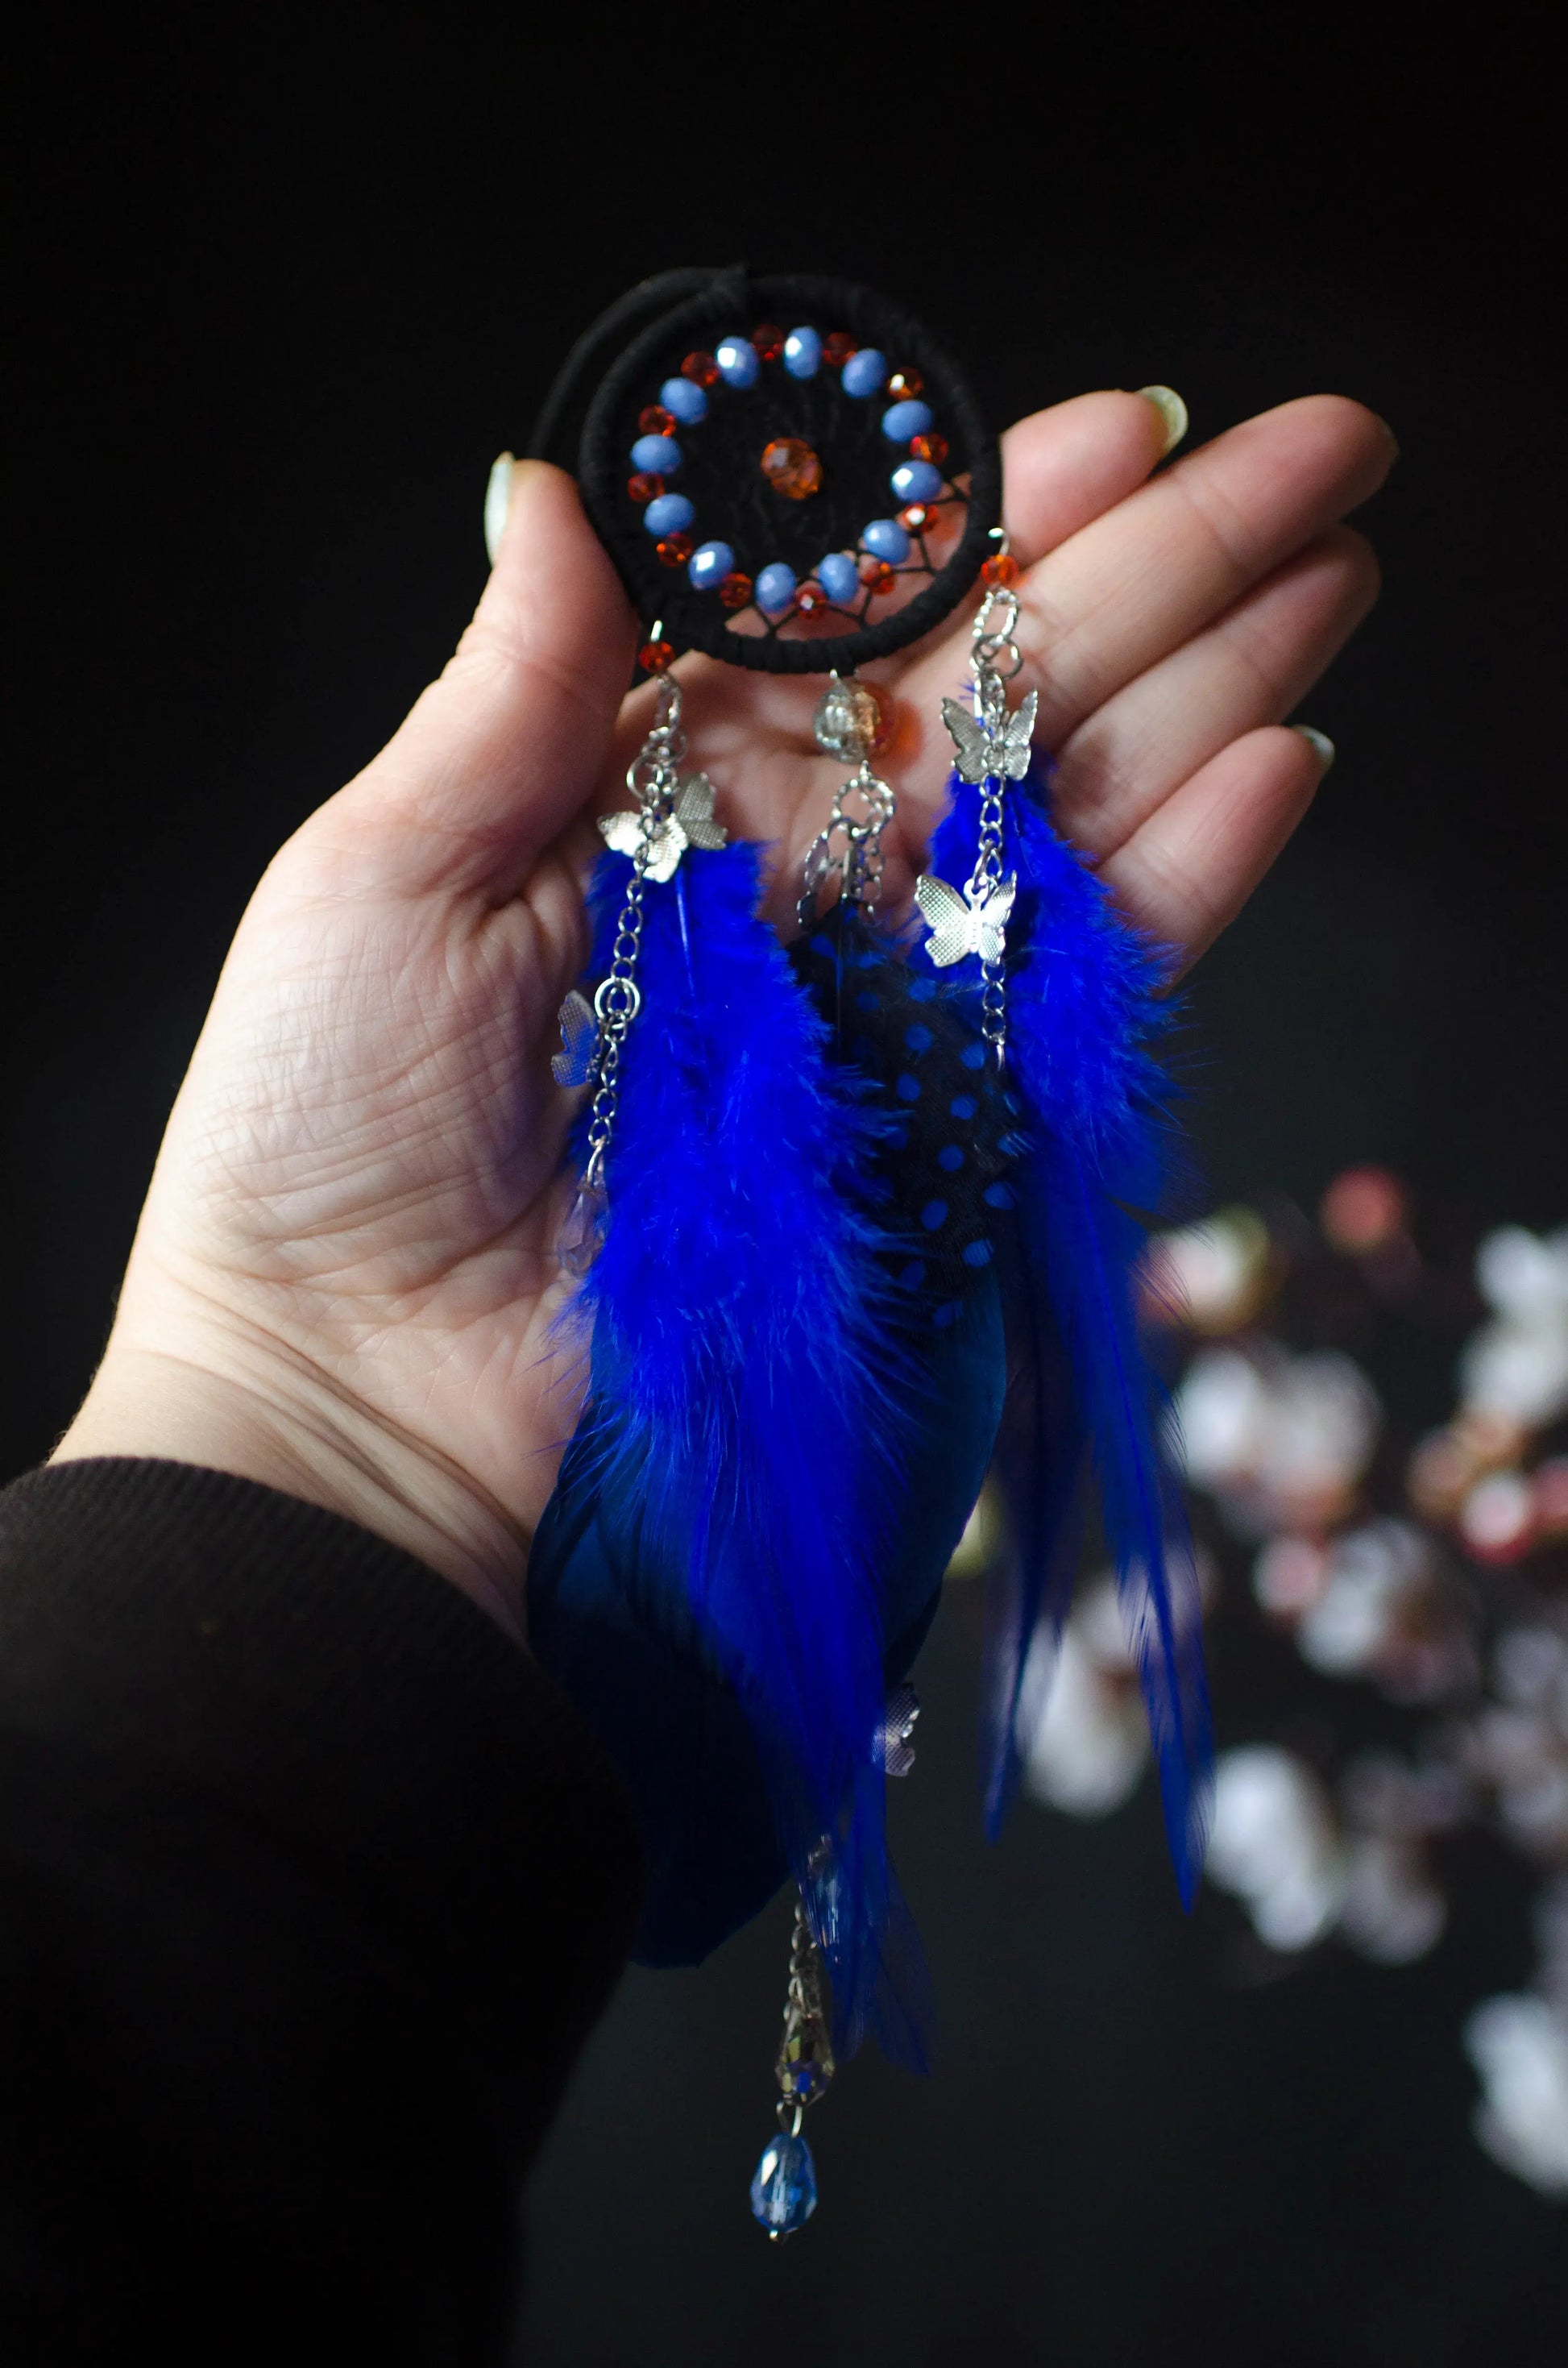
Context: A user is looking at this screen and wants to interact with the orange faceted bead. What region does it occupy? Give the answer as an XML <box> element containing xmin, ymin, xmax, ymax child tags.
<box><xmin>655</xmin><ymin>532</ymin><xmax>694</xmax><ymax>567</ymax></box>
<box><xmin>682</xmin><ymin>350</ymin><xmax>721</xmax><ymax>387</ymax></box>
<box><xmin>887</xmin><ymin>368</ymin><xmax>923</xmax><ymax>399</ymax></box>
<box><xmin>861</xmin><ymin>559</ymin><xmax>898</xmax><ymax>597</ymax></box>
<box><xmin>822</xmin><ymin>330</ymin><xmax>857</xmax><ymax>368</ymax></box>
<box><xmin>718</xmin><ymin>571</ymin><xmax>754</xmax><ymax>609</ymax></box>
<box><xmin>627</xmin><ymin>472</ymin><xmax>665</xmax><ymax>503</ymax></box>
<box><xmin>794</xmin><ymin>580</ymin><xmax>832</xmax><ymax>614</ymax></box>
<box><xmin>638</xmin><ymin>638</ymin><xmax>674</xmax><ymax>675</ymax></box>
<box><xmin>981</xmin><ymin>551</ymin><xmax>1021</xmax><ymax>587</ymax></box>
<box><xmin>638</xmin><ymin>404</ymin><xmax>677</xmax><ymax>436</ymax></box>
<box><xmin>759</xmin><ymin>437</ymin><xmax>823</xmax><ymax>500</ymax></box>
<box><xmin>911</xmin><ymin>431</ymin><xmax>948</xmax><ymax>466</ymax></box>
<box><xmin>898</xmin><ymin>504</ymin><xmax>937</xmax><ymax>534</ymax></box>
<box><xmin>751</xmin><ymin>323</ymin><xmax>784</xmax><ymax>361</ymax></box>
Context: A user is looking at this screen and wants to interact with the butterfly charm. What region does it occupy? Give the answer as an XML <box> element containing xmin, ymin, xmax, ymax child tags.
<box><xmin>914</xmin><ymin>870</ymin><xmax>1017</xmax><ymax>968</ymax></box>
<box><xmin>599</xmin><ymin>771</ymin><xmax>728</xmax><ymax>883</ymax></box>
<box><xmin>941</xmin><ymin>679</ymin><xmax>1039</xmax><ymax>786</ymax></box>
<box><xmin>551</xmin><ymin>988</ymin><xmax>600</xmax><ymax>1088</ymax></box>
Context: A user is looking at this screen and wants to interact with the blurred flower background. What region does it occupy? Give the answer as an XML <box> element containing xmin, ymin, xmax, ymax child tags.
<box><xmin>972</xmin><ymin>1172</ymin><xmax>1568</xmax><ymax>2200</ymax></box>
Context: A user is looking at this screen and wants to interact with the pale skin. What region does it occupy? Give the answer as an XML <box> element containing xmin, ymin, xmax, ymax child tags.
<box><xmin>53</xmin><ymin>389</ymin><xmax>1394</xmax><ymax>1643</ymax></box>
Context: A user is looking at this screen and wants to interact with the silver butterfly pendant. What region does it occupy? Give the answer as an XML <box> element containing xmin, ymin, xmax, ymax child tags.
<box><xmin>550</xmin><ymin>988</ymin><xmax>599</xmax><ymax>1088</ymax></box>
<box><xmin>598</xmin><ymin>771</ymin><xmax>728</xmax><ymax>884</ymax></box>
<box><xmin>913</xmin><ymin>870</ymin><xmax>1018</xmax><ymax>967</ymax></box>
<box><xmin>941</xmin><ymin>678</ymin><xmax>1039</xmax><ymax>786</ymax></box>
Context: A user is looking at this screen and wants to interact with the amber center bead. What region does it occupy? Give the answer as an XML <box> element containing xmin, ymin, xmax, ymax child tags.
<box><xmin>759</xmin><ymin>438</ymin><xmax>823</xmax><ymax>501</ymax></box>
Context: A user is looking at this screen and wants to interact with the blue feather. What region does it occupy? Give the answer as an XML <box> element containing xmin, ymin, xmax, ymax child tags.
<box><xmin>529</xmin><ymin>840</ymin><xmax>996</xmax><ymax>2054</ymax></box>
<box><xmin>927</xmin><ymin>769</ymin><xmax>1213</xmax><ymax>1901</ymax></box>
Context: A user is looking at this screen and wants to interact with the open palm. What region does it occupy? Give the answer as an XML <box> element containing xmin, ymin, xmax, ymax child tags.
<box><xmin>56</xmin><ymin>388</ymin><xmax>1392</xmax><ymax>1635</ymax></box>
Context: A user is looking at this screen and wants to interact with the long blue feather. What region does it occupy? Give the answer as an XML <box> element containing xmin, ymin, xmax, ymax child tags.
<box><xmin>927</xmin><ymin>768</ymin><xmax>1213</xmax><ymax>1901</ymax></box>
<box><xmin>529</xmin><ymin>840</ymin><xmax>995</xmax><ymax>2053</ymax></box>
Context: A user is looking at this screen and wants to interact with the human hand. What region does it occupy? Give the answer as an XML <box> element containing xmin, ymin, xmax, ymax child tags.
<box><xmin>52</xmin><ymin>389</ymin><xmax>1392</xmax><ymax>1637</ymax></box>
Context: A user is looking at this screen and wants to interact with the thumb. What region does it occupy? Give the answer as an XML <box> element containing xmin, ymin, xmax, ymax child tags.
<box><xmin>326</xmin><ymin>459</ymin><xmax>635</xmax><ymax>899</ymax></box>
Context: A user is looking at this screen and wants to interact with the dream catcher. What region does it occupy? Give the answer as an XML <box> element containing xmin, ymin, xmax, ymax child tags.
<box><xmin>521</xmin><ymin>268</ymin><xmax>1213</xmax><ymax>2237</ymax></box>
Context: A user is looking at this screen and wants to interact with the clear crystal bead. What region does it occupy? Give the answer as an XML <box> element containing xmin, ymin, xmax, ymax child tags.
<box><xmin>749</xmin><ymin>2129</ymin><xmax>817</xmax><ymax>2237</ymax></box>
<box><xmin>812</xmin><ymin>673</ymin><xmax>883</xmax><ymax>762</ymax></box>
<box><xmin>556</xmin><ymin>1182</ymin><xmax>606</xmax><ymax>1276</ymax></box>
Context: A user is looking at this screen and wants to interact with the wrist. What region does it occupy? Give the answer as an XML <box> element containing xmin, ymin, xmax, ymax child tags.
<box><xmin>52</xmin><ymin>1320</ymin><xmax>529</xmax><ymax>1643</ymax></box>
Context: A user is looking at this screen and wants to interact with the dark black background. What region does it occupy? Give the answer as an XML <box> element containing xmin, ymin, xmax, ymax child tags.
<box><xmin>6</xmin><ymin>8</ymin><xmax>1564</xmax><ymax>2363</ymax></box>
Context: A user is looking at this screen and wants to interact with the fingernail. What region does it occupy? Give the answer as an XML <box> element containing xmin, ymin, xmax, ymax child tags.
<box><xmin>1137</xmin><ymin>385</ymin><xmax>1188</xmax><ymax>458</ymax></box>
<box><xmin>483</xmin><ymin>452</ymin><xmax>515</xmax><ymax>566</ymax></box>
<box><xmin>1292</xmin><ymin>725</ymin><xmax>1336</xmax><ymax>774</ymax></box>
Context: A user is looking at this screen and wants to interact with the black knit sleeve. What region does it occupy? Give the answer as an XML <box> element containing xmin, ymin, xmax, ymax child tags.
<box><xmin>0</xmin><ymin>1458</ymin><xmax>641</xmax><ymax>2366</ymax></box>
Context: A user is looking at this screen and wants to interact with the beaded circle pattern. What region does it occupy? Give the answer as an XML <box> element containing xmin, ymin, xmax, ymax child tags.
<box><xmin>578</xmin><ymin>273</ymin><xmax>1002</xmax><ymax>675</ymax></box>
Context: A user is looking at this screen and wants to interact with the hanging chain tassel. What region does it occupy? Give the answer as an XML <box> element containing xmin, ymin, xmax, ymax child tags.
<box><xmin>552</xmin><ymin>660</ymin><xmax>725</xmax><ymax>1273</ymax></box>
<box><xmin>749</xmin><ymin>1892</ymin><xmax>836</xmax><ymax>2239</ymax></box>
<box><xmin>918</xmin><ymin>563</ymin><xmax>1214</xmax><ymax>1902</ymax></box>
<box><xmin>797</xmin><ymin>671</ymin><xmax>897</xmax><ymax>930</ymax></box>
<box><xmin>915</xmin><ymin>578</ymin><xmax>1035</xmax><ymax>1066</ymax></box>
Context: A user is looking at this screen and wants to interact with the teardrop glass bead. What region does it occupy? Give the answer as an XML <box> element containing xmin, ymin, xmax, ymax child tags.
<box><xmin>557</xmin><ymin>1182</ymin><xmax>607</xmax><ymax>1277</ymax></box>
<box><xmin>749</xmin><ymin>2129</ymin><xmax>817</xmax><ymax>2237</ymax></box>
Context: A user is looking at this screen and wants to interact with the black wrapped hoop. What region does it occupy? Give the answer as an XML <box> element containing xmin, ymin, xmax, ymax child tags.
<box><xmin>532</xmin><ymin>268</ymin><xmax>1002</xmax><ymax>675</ymax></box>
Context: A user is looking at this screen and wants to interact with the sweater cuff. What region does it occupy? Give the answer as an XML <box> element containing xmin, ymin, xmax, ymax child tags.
<box><xmin>0</xmin><ymin>1457</ymin><xmax>642</xmax><ymax>2147</ymax></box>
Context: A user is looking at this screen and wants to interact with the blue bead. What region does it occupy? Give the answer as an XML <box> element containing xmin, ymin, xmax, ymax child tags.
<box><xmin>905</xmin><ymin>1023</ymin><xmax>933</xmax><ymax>1053</ymax></box>
<box><xmin>714</xmin><ymin>337</ymin><xmax>759</xmax><ymax>388</ymax></box>
<box><xmin>882</xmin><ymin>398</ymin><xmax>935</xmax><ymax>442</ymax></box>
<box><xmin>960</xmin><ymin>1041</ymin><xmax>986</xmax><ymax>1070</ymax></box>
<box><xmin>817</xmin><ymin>551</ymin><xmax>861</xmax><ymax>604</ymax></box>
<box><xmin>908</xmin><ymin>975</ymin><xmax>936</xmax><ymax>1003</ymax></box>
<box><xmin>755</xmin><ymin>562</ymin><xmax>797</xmax><ymax>615</ymax></box>
<box><xmin>631</xmin><ymin>434</ymin><xmax>682</xmax><ymax>476</ymax></box>
<box><xmin>895</xmin><ymin>1074</ymin><xmax>921</xmax><ymax>1103</ymax></box>
<box><xmin>783</xmin><ymin>326</ymin><xmax>822</xmax><ymax>379</ymax></box>
<box><xmin>861</xmin><ymin>517</ymin><xmax>911</xmax><ymax>563</ymax></box>
<box><xmin>891</xmin><ymin>459</ymin><xmax>943</xmax><ymax>504</ymax></box>
<box><xmin>937</xmin><ymin>1144</ymin><xmax>964</xmax><ymax>1172</ymax></box>
<box><xmin>750</xmin><ymin>2130</ymin><xmax>817</xmax><ymax>2235</ymax></box>
<box><xmin>643</xmin><ymin>492</ymin><xmax>695</xmax><ymax>537</ymax></box>
<box><xmin>963</xmin><ymin>1238</ymin><xmax>993</xmax><ymax>1269</ymax></box>
<box><xmin>841</xmin><ymin>347</ymin><xmax>887</xmax><ymax>397</ymax></box>
<box><xmin>983</xmin><ymin>1181</ymin><xmax>1016</xmax><ymax>1209</ymax></box>
<box><xmin>920</xmin><ymin>1199</ymin><xmax>948</xmax><ymax>1232</ymax></box>
<box><xmin>950</xmin><ymin>1095</ymin><xmax>977</xmax><ymax>1120</ymax></box>
<box><xmin>687</xmin><ymin>539</ymin><xmax>735</xmax><ymax>591</ymax></box>
<box><xmin>659</xmin><ymin>376</ymin><xmax>707</xmax><ymax>424</ymax></box>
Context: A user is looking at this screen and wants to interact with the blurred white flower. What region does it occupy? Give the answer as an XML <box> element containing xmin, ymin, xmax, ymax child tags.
<box><xmin>1176</xmin><ymin>1344</ymin><xmax>1380</xmax><ymax>1531</ymax></box>
<box><xmin>1461</xmin><ymin>1226</ymin><xmax>1568</xmax><ymax>1429</ymax></box>
<box><xmin>1296</xmin><ymin>1521</ymin><xmax>1434</xmax><ymax>1678</ymax></box>
<box><xmin>1459</xmin><ymin>1469</ymin><xmax>1537</xmax><ymax>1560</ymax></box>
<box><xmin>1475</xmin><ymin>1227</ymin><xmax>1568</xmax><ymax>1323</ymax></box>
<box><xmin>1206</xmin><ymin>1747</ymin><xmax>1346</xmax><ymax>1951</ymax></box>
<box><xmin>1148</xmin><ymin>1205</ymin><xmax>1272</xmax><ymax>1335</ymax></box>
<box><xmin>1464</xmin><ymin>1993</ymin><xmax>1568</xmax><ymax>2196</ymax></box>
<box><xmin>1253</xmin><ymin>1533</ymin><xmax>1330</xmax><ymax>1618</ymax></box>
<box><xmin>1018</xmin><ymin>1572</ymin><xmax>1150</xmax><ymax>1817</ymax></box>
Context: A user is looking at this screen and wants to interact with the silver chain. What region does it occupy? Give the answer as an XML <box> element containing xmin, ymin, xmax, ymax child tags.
<box><xmin>771</xmin><ymin>1890</ymin><xmax>835</xmax><ymax>2142</ymax></box>
<box><xmin>967</xmin><ymin>578</ymin><xmax>1024</xmax><ymax>1063</ymax></box>
<box><xmin>581</xmin><ymin>672</ymin><xmax>687</xmax><ymax>1191</ymax></box>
